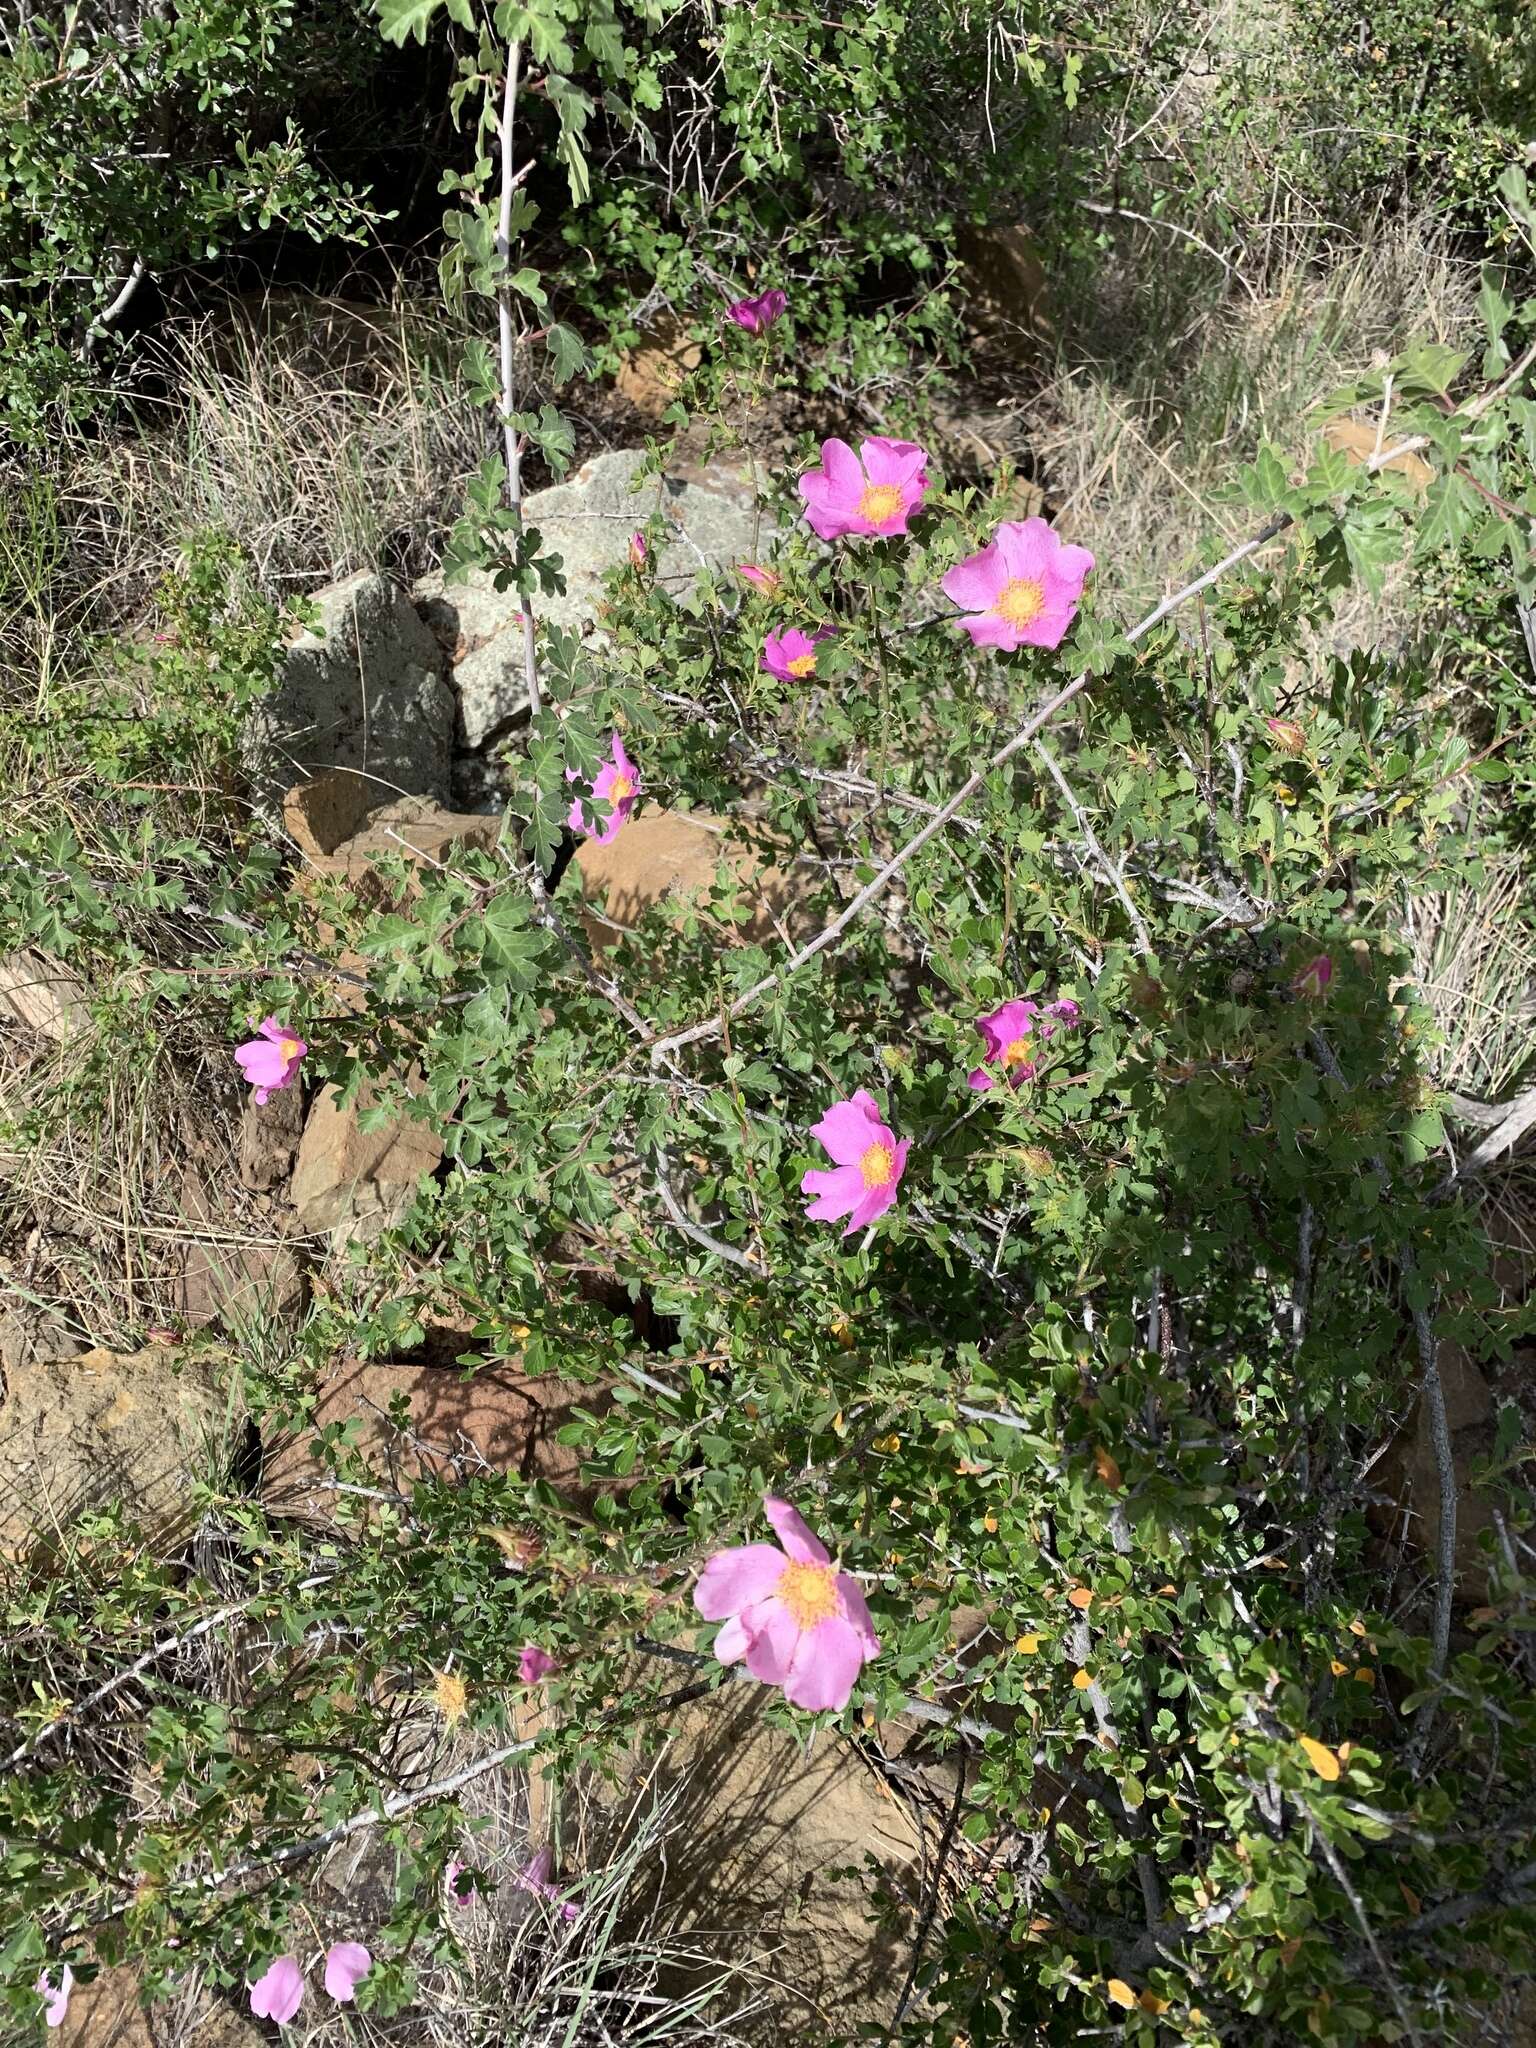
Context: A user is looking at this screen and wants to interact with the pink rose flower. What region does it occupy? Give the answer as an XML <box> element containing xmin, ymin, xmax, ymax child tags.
<box><xmin>735</xmin><ymin>562</ymin><xmax>781</xmax><ymax>594</ymax></box>
<box><xmin>798</xmin><ymin>437</ymin><xmax>931</xmax><ymax>542</ymax></box>
<box><xmin>800</xmin><ymin>1088</ymin><xmax>910</xmax><ymax>1235</ymax></box>
<box><xmin>1293</xmin><ymin>954</ymin><xmax>1332</xmax><ymax>1000</ymax></box>
<box><xmin>249</xmin><ymin>1956</ymin><xmax>305</xmax><ymax>2026</ymax></box>
<box><xmin>517</xmin><ymin>1846</ymin><xmax>581</xmax><ymax>1921</ymax></box>
<box><xmin>726</xmin><ymin>288</ymin><xmax>787</xmax><ymax>333</ymax></box>
<box><xmin>967</xmin><ymin>996</ymin><xmax>1080</xmax><ymax>1092</ymax></box>
<box><xmin>234</xmin><ymin>1016</ymin><xmax>306</xmax><ymax>1107</ymax></box>
<box><xmin>323</xmin><ymin>1943</ymin><xmax>372</xmax><ymax>2004</ymax></box>
<box><xmin>37</xmin><ymin>1967</ymin><xmax>73</xmax><ymax>2030</ymax></box>
<box><xmin>519</xmin><ymin>1644</ymin><xmax>557</xmax><ymax>1684</ymax></box>
<box><xmin>942</xmin><ymin>517</ymin><xmax>1094</xmax><ymax>651</ymax></box>
<box><xmin>694</xmin><ymin>1495</ymin><xmax>880</xmax><ymax>1712</ymax></box>
<box><xmin>567</xmin><ymin>731</ymin><xmax>640</xmax><ymax>846</ymax></box>
<box><xmin>446</xmin><ymin>1858</ymin><xmax>477</xmax><ymax>1908</ymax></box>
<box><xmin>761</xmin><ymin>626</ymin><xmax>832</xmax><ymax>683</ymax></box>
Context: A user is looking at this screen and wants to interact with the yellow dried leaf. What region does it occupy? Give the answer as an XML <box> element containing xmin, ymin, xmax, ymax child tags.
<box><xmin>1072</xmin><ymin>1668</ymin><xmax>1093</xmax><ymax>1690</ymax></box>
<box><xmin>1138</xmin><ymin>1990</ymin><xmax>1170</xmax><ymax>2014</ymax></box>
<box><xmin>1067</xmin><ymin>1587</ymin><xmax>1094</xmax><ymax>1610</ymax></box>
<box><xmin>1349</xmin><ymin>1618</ymin><xmax>1367</xmax><ymax>1637</ymax></box>
<box><xmin>1278</xmin><ymin>1937</ymin><xmax>1302</xmax><ymax>1966</ymax></box>
<box><xmin>1093</xmin><ymin>1445</ymin><xmax>1124</xmax><ymax>1492</ymax></box>
<box><xmin>1353</xmin><ymin>1667</ymin><xmax>1374</xmax><ymax>1684</ymax></box>
<box><xmin>1015</xmin><ymin>1633</ymin><xmax>1041</xmax><ymax>1655</ymax></box>
<box><xmin>873</xmin><ymin>1433</ymin><xmax>901</xmax><ymax>1454</ymax></box>
<box><xmin>433</xmin><ymin>1669</ymin><xmax>469</xmax><ymax>1726</ymax></box>
<box><xmin>983</xmin><ymin>1513</ymin><xmax>999</xmax><ymax>1533</ymax></box>
<box><xmin>1399</xmin><ymin>1880</ymin><xmax>1422</xmax><ymax>1915</ymax></box>
<box><xmin>1329</xmin><ymin>1659</ymin><xmax>1348</xmax><ymax>1677</ymax></box>
<box><xmin>1299</xmin><ymin>1735</ymin><xmax>1341</xmax><ymax>1781</ymax></box>
<box><xmin>830</xmin><ymin>1317</ymin><xmax>856</xmax><ymax>1351</ymax></box>
<box><xmin>1106</xmin><ymin>1979</ymin><xmax>1138</xmax><ymax>2010</ymax></box>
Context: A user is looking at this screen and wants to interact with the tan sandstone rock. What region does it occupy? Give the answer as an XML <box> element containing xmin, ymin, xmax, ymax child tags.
<box><xmin>0</xmin><ymin>1345</ymin><xmax>231</xmax><ymax>1556</ymax></box>
<box><xmin>572</xmin><ymin>809</ymin><xmax>795</xmax><ymax>950</ymax></box>
<box><xmin>289</xmin><ymin>1076</ymin><xmax>443</xmax><ymax>1246</ymax></box>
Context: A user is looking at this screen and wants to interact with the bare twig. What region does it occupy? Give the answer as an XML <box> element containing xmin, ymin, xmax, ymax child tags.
<box><xmin>1033</xmin><ymin>733</ymin><xmax>1154</xmax><ymax>957</ymax></box>
<box><xmin>5</xmin><ymin>1581</ymin><xmax>326</xmax><ymax>1769</ymax></box>
<box><xmin>1442</xmin><ymin>1084</ymin><xmax>1536</xmax><ymax>1182</ymax></box>
<box><xmin>496</xmin><ymin>40</ymin><xmax>541</xmax><ymax>721</ymax></box>
<box><xmin>653</xmin><ymin>1157</ymin><xmax>767</xmax><ymax>1274</ymax></box>
<box><xmin>83</xmin><ymin>254</ymin><xmax>147</xmax><ymax>354</ymax></box>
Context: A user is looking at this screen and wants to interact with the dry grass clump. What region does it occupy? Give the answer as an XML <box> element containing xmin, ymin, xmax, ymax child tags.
<box><xmin>63</xmin><ymin>289</ymin><xmax>489</xmax><ymax>614</ymax></box>
<box><xmin>1026</xmin><ymin>213</ymin><xmax>1478</xmax><ymax>625</ymax></box>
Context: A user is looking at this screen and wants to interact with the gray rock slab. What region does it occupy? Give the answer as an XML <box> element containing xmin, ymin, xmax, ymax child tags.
<box><xmin>416</xmin><ymin>449</ymin><xmax>771</xmax><ymax>751</ymax></box>
<box><xmin>250</xmin><ymin>572</ymin><xmax>455</xmax><ymax>801</ymax></box>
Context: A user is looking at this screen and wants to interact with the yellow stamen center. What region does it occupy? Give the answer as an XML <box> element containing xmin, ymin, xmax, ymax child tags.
<box><xmin>778</xmin><ymin>1558</ymin><xmax>840</xmax><ymax>1628</ymax></box>
<box><xmin>608</xmin><ymin>773</ymin><xmax>633</xmax><ymax>803</ymax></box>
<box><xmin>994</xmin><ymin>577</ymin><xmax>1045</xmax><ymax>627</ymax></box>
<box><xmin>1002</xmin><ymin>1035</ymin><xmax>1033</xmax><ymax>1067</ymax></box>
<box><xmin>279</xmin><ymin>1038</ymin><xmax>301</xmax><ymax>1062</ymax></box>
<box><xmin>857</xmin><ymin>483</ymin><xmax>905</xmax><ymax>525</ymax></box>
<box><xmin>786</xmin><ymin>652</ymin><xmax>817</xmax><ymax>677</ymax></box>
<box><xmin>860</xmin><ymin>1141</ymin><xmax>895</xmax><ymax>1189</ymax></box>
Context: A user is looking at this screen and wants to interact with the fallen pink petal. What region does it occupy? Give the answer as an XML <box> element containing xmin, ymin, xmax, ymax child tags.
<box><xmin>446</xmin><ymin>1858</ymin><xmax>477</xmax><ymax>1908</ymax></box>
<box><xmin>234</xmin><ymin>1016</ymin><xmax>307</xmax><ymax>1107</ymax></box>
<box><xmin>568</xmin><ymin>730</ymin><xmax>641</xmax><ymax>846</ymax></box>
<box><xmin>323</xmin><ymin>1942</ymin><xmax>372</xmax><ymax>2003</ymax></box>
<box><xmin>798</xmin><ymin>436</ymin><xmax>931</xmax><ymax>542</ymax></box>
<box><xmin>761</xmin><ymin>625</ymin><xmax>832</xmax><ymax>683</ymax></box>
<box><xmin>694</xmin><ymin>1493</ymin><xmax>880</xmax><ymax>1711</ymax></box>
<box><xmin>725</xmin><ymin>287</ymin><xmax>787</xmax><ymax>333</ymax></box>
<box><xmin>37</xmin><ymin>1966</ymin><xmax>73</xmax><ymax>2029</ymax></box>
<box><xmin>519</xmin><ymin>1643</ymin><xmax>557</xmax><ymax>1684</ymax></box>
<box><xmin>942</xmin><ymin>516</ymin><xmax>1094</xmax><ymax>651</ymax></box>
<box><xmin>800</xmin><ymin>1088</ymin><xmax>910</xmax><ymax>1235</ymax></box>
<box><xmin>517</xmin><ymin>1846</ymin><xmax>582</xmax><ymax>1920</ymax></box>
<box><xmin>248</xmin><ymin>1956</ymin><xmax>304</xmax><ymax>2026</ymax></box>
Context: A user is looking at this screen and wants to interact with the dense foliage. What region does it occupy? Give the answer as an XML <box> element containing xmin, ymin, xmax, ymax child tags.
<box><xmin>3</xmin><ymin>1</ymin><xmax>1536</xmax><ymax>2044</ymax></box>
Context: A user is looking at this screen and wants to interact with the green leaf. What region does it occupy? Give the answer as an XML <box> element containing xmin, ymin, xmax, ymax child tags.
<box><xmin>1417</xmin><ymin>475</ymin><xmax>1477</xmax><ymax>553</ymax></box>
<box><xmin>374</xmin><ymin>0</ymin><xmax>444</xmax><ymax>45</ymax></box>
<box><xmin>545</xmin><ymin>323</ymin><xmax>590</xmax><ymax>388</ymax></box>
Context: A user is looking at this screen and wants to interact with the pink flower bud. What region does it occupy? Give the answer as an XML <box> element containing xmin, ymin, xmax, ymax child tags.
<box><xmin>1265</xmin><ymin>717</ymin><xmax>1306</xmax><ymax>755</ymax></box>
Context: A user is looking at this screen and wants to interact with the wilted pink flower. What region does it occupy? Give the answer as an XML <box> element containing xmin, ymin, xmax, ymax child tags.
<box><xmin>249</xmin><ymin>1957</ymin><xmax>304</xmax><ymax>2026</ymax></box>
<box><xmin>323</xmin><ymin>1943</ymin><xmax>372</xmax><ymax>2004</ymax></box>
<box><xmin>519</xmin><ymin>1644</ymin><xmax>557</xmax><ymax>1685</ymax></box>
<box><xmin>234</xmin><ymin>1017</ymin><xmax>306</xmax><ymax>1106</ymax></box>
<box><xmin>694</xmin><ymin>1495</ymin><xmax>880</xmax><ymax>1712</ymax></box>
<box><xmin>801</xmin><ymin>1089</ymin><xmax>910</xmax><ymax>1235</ymax></box>
<box><xmin>517</xmin><ymin>1847</ymin><xmax>581</xmax><ymax>1921</ymax></box>
<box><xmin>37</xmin><ymin>1967</ymin><xmax>73</xmax><ymax>2029</ymax></box>
<box><xmin>726</xmin><ymin>288</ymin><xmax>787</xmax><ymax>333</ymax></box>
<box><xmin>1265</xmin><ymin>716</ymin><xmax>1305</xmax><ymax>754</ymax></box>
<box><xmin>1294</xmin><ymin>954</ymin><xmax>1332</xmax><ymax>1000</ymax></box>
<box><xmin>446</xmin><ymin>1859</ymin><xmax>477</xmax><ymax>1908</ymax></box>
<box><xmin>798</xmin><ymin>437</ymin><xmax>930</xmax><ymax>542</ymax></box>
<box><xmin>967</xmin><ymin>996</ymin><xmax>1080</xmax><ymax>1092</ymax></box>
<box><xmin>735</xmin><ymin>562</ymin><xmax>781</xmax><ymax>594</ymax></box>
<box><xmin>942</xmin><ymin>518</ymin><xmax>1094</xmax><ymax>651</ymax></box>
<box><xmin>567</xmin><ymin>731</ymin><xmax>640</xmax><ymax>846</ymax></box>
<box><xmin>761</xmin><ymin>626</ymin><xmax>832</xmax><ymax>683</ymax></box>
<box><xmin>628</xmin><ymin>531</ymin><xmax>648</xmax><ymax>570</ymax></box>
